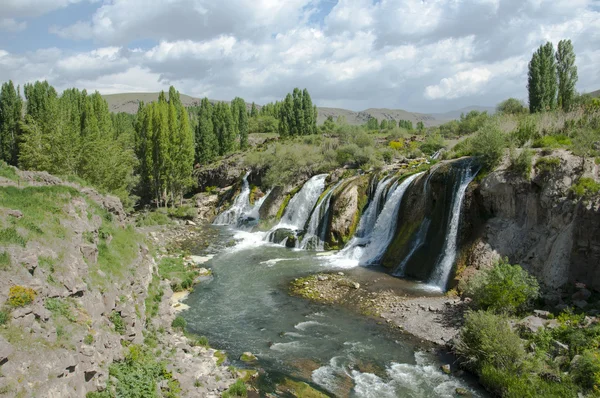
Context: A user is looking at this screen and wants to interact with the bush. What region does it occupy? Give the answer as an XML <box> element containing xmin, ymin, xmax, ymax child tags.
<box><xmin>205</xmin><ymin>186</ymin><xmax>218</xmax><ymax>195</ymax></box>
<box><xmin>532</xmin><ymin>134</ymin><xmax>572</xmax><ymax>149</ymax></box>
<box><xmin>223</xmin><ymin>380</ymin><xmax>247</xmax><ymax>398</ymax></box>
<box><xmin>110</xmin><ymin>311</ymin><xmax>126</xmax><ymax>335</ymax></box>
<box><xmin>511</xmin><ymin>149</ymin><xmax>533</xmax><ymax>179</ymax></box>
<box><xmin>167</xmin><ymin>205</ymin><xmax>197</xmax><ymax>220</ymax></box>
<box><xmin>470</xmin><ymin>121</ymin><xmax>506</xmax><ymax>170</ymax></box>
<box><xmin>194</xmin><ymin>336</ymin><xmax>209</xmax><ymax>347</ymax></box>
<box><xmin>0</xmin><ymin>251</ymin><xmax>11</xmax><ymax>270</ymax></box>
<box><xmin>84</xmin><ymin>334</ymin><xmax>94</xmax><ymax>345</ymax></box>
<box><xmin>454</xmin><ymin>310</ymin><xmax>525</xmax><ymax>372</ymax></box>
<box><xmin>461</xmin><ymin>258</ymin><xmax>539</xmax><ymax>314</ymax></box>
<box><xmin>389</xmin><ymin>140</ymin><xmax>404</xmax><ymax>150</ymax></box>
<box><xmin>135</xmin><ymin>210</ymin><xmax>172</xmax><ymax>227</ymax></box>
<box><xmin>0</xmin><ymin>227</ymin><xmax>27</xmax><ymax>247</ymax></box>
<box><xmin>511</xmin><ymin>117</ymin><xmax>538</xmax><ymax>147</ymax></box>
<box><xmin>420</xmin><ymin>133</ymin><xmax>445</xmax><ymax>155</ymax></box>
<box><xmin>534</xmin><ymin>157</ymin><xmax>561</xmax><ymax>174</ymax></box>
<box><xmin>171</xmin><ymin>316</ymin><xmax>186</xmax><ymax>330</ymax></box>
<box><xmin>0</xmin><ymin>310</ymin><xmax>8</xmax><ymax>325</ymax></box>
<box><xmin>572</xmin><ymin>349</ymin><xmax>600</xmax><ymax>391</ymax></box>
<box><xmin>571</xmin><ymin>177</ymin><xmax>600</xmax><ymax>199</ymax></box>
<box><xmin>8</xmin><ymin>285</ymin><xmax>36</xmax><ymax>307</ymax></box>
<box><xmin>497</xmin><ymin>98</ymin><xmax>528</xmax><ymax>115</ymax></box>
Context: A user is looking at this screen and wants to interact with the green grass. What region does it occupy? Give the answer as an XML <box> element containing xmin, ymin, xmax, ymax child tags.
<box><xmin>532</xmin><ymin>134</ymin><xmax>572</xmax><ymax>149</ymax></box>
<box><xmin>0</xmin><ymin>227</ymin><xmax>27</xmax><ymax>247</ymax></box>
<box><xmin>222</xmin><ymin>380</ymin><xmax>247</xmax><ymax>398</ymax></box>
<box><xmin>157</xmin><ymin>257</ymin><xmax>196</xmax><ymax>290</ymax></box>
<box><xmin>571</xmin><ymin>177</ymin><xmax>600</xmax><ymax>199</ymax></box>
<box><xmin>144</xmin><ymin>275</ymin><xmax>163</xmax><ymax>321</ymax></box>
<box><xmin>0</xmin><ymin>251</ymin><xmax>11</xmax><ymax>270</ymax></box>
<box><xmin>45</xmin><ymin>298</ymin><xmax>77</xmax><ymax>322</ymax></box>
<box><xmin>136</xmin><ymin>210</ymin><xmax>172</xmax><ymax>227</ymax></box>
<box><xmin>0</xmin><ymin>162</ymin><xmax>18</xmax><ymax>181</ymax></box>
<box><xmin>534</xmin><ymin>156</ymin><xmax>561</xmax><ymax>173</ymax></box>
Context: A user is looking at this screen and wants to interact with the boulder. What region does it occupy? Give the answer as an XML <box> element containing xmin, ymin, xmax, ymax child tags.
<box><xmin>80</xmin><ymin>244</ymin><xmax>99</xmax><ymax>264</ymax></box>
<box><xmin>7</xmin><ymin>209</ymin><xmax>23</xmax><ymax>218</ymax></box>
<box><xmin>572</xmin><ymin>288</ymin><xmax>592</xmax><ymax>301</ymax></box>
<box><xmin>240</xmin><ymin>352</ymin><xmax>257</xmax><ymax>362</ymax></box>
<box><xmin>518</xmin><ymin>315</ymin><xmax>546</xmax><ymax>333</ymax></box>
<box><xmin>440</xmin><ymin>364</ymin><xmax>451</xmax><ymax>374</ymax></box>
<box><xmin>327</xmin><ymin>176</ymin><xmax>369</xmax><ymax>249</ymax></box>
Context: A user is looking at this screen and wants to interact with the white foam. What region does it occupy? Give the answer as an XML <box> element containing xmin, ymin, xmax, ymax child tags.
<box><xmin>259</xmin><ymin>258</ymin><xmax>293</xmax><ymax>267</ymax></box>
<box><xmin>269</xmin><ymin>341</ymin><xmax>303</xmax><ymax>352</ymax></box>
<box><xmin>294</xmin><ymin>320</ymin><xmax>324</xmax><ymax>331</ymax></box>
<box><xmin>311</xmin><ymin>356</ymin><xmax>351</xmax><ymax>394</ymax></box>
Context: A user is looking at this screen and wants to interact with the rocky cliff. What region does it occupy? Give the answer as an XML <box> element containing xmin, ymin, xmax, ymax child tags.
<box><xmin>461</xmin><ymin>149</ymin><xmax>600</xmax><ymax>293</ymax></box>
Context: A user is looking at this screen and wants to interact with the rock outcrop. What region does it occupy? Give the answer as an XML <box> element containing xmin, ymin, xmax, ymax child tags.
<box><xmin>462</xmin><ymin>149</ymin><xmax>600</xmax><ymax>291</ymax></box>
<box><xmin>326</xmin><ymin>175</ymin><xmax>369</xmax><ymax>249</ymax></box>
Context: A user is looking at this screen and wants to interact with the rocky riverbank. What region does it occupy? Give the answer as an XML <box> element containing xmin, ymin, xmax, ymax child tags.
<box><xmin>289</xmin><ymin>272</ymin><xmax>466</xmax><ymax>346</ymax></box>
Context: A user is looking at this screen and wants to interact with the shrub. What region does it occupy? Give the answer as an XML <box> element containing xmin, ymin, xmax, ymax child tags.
<box><xmin>194</xmin><ymin>336</ymin><xmax>209</xmax><ymax>347</ymax></box>
<box><xmin>0</xmin><ymin>227</ymin><xmax>27</xmax><ymax>247</ymax></box>
<box><xmin>84</xmin><ymin>334</ymin><xmax>94</xmax><ymax>345</ymax></box>
<box><xmin>532</xmin><ymin>134</ymin><xmax>572</xmax><ymax>149</ymax></box>
<box><xmin>110</xmin><ymin>311</ymin><xmax>126</xmax><ymax>335</ymax></box>
<box><xmin>0</xmin><ymin>310</ymin><xmax>8</xmax><ymax>325</ymax></box>
<box><xmin>167</xmin><ymin>205</ymin><xmax>197</xmax><ymax>220</ymax></box>
<box><xmin>0</xmin><ymin>251</ymin><xmax>11</xmax><ymax>270</ymax></box>
<box><xmin>45</xmin><ymin>298</ymin><xmax>76</xmax><ymax>322</ymax></box>
<box><xmin>8</xmin><ymin>285</ymin><xmax>36</xmax><ymax>307</ymax></box>
<box><xmin>470</xmin><ymin>121</ymin><xmax>506</xmax><ymax>170</ymax></box>
<box><xmin>461</xmin><ymin>258</ymin><xmax>539</xmax><ymax>314</ymax></box>
<box><xmin>454</xmin><ymin>310</ymin><xmax>525</xmax><ymax>372</ymax></box>
<box><xmin>572</xmin><ymin>349</ymin><xmax>600</xmax><ymax>391</ymax></box>
<box><xmin>205</xmin><ymin>186</ymin><xmax>218</xmax><ymax>195</ymax></box>
<box><xmin>511</xmin><ymin>117</ymin><xmax>538</xmax><ymax>147</ymax></box>
<box><xmin>135</xmin><ymin>210</ymin><xmax>171</xmax><ymax>227</ymax></box>
<box><xmin>570</xmin><ymin>177</ymin><xmax>600</xmax><ymax>199</ymax></box>
<box><xmin>420</xmin><ymin>133</ymin><xmax>445</xmax><ymax>155</ymax></box>
<box><xmin>497</xmin><ymin>98</ymin><xmax>528</xmax><ymax>115</ymax></box>
<box><xmin>511</xmin><ymin>149</ymin><xmax>533</xmax><ymax>179</ymax></box>
<box><xmin>534</xmin><ymin>157</ymin><xmax>561</xmax><ymax>174</ymax></box>
<box><xmin>223</xmin><ymin>380</ymin><xmax>247</xmax><ymax>398</ymax></box>
<box><xmin>389</xmin><ymin>140</ymin><xmax>404</xmax><ymax>150</ymax></box>
<box><xmin>171</xmin><ymin>316</ymin><xmax>186</xmax><ymax>330</ymax></box>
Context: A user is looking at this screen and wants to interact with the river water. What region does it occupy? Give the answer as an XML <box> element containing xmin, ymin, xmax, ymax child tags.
<box><xmin>182</xmin><ymin>227</ymin><xmax>486</xmax><ymax>397</ymax></box>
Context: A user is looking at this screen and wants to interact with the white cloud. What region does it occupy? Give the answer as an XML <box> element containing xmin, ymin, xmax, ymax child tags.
<box><xmin>0</xmin><ymin>0</ymin><xmax>92</xmax><ymax>18</ymax></box>
<box><xmin>0</xmin><ymin>18</ymin><xmax>27</xmax><ymax>32</ymax></box>
<box><xmin>425</xmin><ymin>68</ymin><xmax>492</xmax><ymax>99</ymax></box>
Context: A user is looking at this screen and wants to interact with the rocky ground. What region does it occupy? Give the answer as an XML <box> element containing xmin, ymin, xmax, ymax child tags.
<box><xmin>289</xmin><ymin>272</ymin><xmax>466</xmax><ymax>346</ymax></box>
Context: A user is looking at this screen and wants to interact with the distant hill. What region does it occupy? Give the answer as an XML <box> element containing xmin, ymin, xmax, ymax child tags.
<box><xmin>589</xmin><ymin>89</ymin><xmax>600</xmax><ymax>98</ymax></box>
<box><xmin>102</xmin><ymin>92</ymin><xmax>490</xmax><ymax>127</ymax></box>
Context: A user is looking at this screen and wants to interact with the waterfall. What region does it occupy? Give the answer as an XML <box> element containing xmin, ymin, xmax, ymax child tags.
<box><xmin>427</xmin><ymin>164</ymin><xmax>478</xmax><ymax>290</ymax></box>
<box><xmin>393</xmin><ymin>218</ymin><xmax>431</xmax><ymax>276</ymax></box>
<box><xmin>213</xmin><ymin>172</ymin><xmax>251</xmax><ymax>225</ymax></box>
<box><xmin>339</xmin><ymin>172</ymin><xmax>424</xmax><ymax>266</ymax></box>
<box><xmin>354</xmin><ymin>176</ymin><xmax>394</xmax><ymax>239</ymax></box>
<box><xmin>300</xmin><ymin>180</ymin><xmax>343</xmax><ymax>250</ymax></box>
<box><xmin>276</xmin><ymin>174</ymin><xmax>328</xmax><ymax>231</ymax></box>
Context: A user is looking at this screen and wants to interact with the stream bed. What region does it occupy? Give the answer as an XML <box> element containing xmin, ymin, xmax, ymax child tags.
<box><xmin>181</xmin><ymin>227</ymin><xmax>487</xmax><ymax>397</ymax></box>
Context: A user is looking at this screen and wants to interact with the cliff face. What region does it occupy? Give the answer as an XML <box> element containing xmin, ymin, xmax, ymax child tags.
<box><xmin>461</xmin><ymin>149</ymin><xmax>600</xmax><ymax>291</ymax></box>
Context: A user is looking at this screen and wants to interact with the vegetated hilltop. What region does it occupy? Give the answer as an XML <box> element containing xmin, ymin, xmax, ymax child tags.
<box><xmin>102</xmin><ymin>92</ymin><xmax>486</xmax><ymax>126</ymax></box>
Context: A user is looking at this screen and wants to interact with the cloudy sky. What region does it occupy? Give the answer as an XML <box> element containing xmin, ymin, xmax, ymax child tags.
<box><xmin>0</xmin><ymin>0</ymin><xmax>598</xmax><ymax>112</ymax></box>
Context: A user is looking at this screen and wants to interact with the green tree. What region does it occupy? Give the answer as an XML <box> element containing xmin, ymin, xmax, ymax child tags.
<box><xmin>470</xmin><ymin>120</ymin><xmax>506</xmax><ymax>171</ymax></box>
<box><xmin>292</xmin><ymin>88</ymin><xmax>304</xmax><ymax>136</ymax></box>
<box><xmin>380</xmin><ymin>119</ymin><xmax>388</xmax><ymax>130</ymax></box>
<box><xmin>213</xmin><ymin>102</ymin><xmax>235</xmax><ymax>155</ymax></box>
<box><xmin>416</xmin><ymin>121</ymin><xmax>425</xmax><ymax>132</ymax></box>
<box><xmin>366</xmin><ymin>117</ymin><xmax>378</xmax><ymax>130</ymax></box>
<box><xmin>302</xmin><ymin>88</ymin><xmax>316</xmax><ymax>135</ymax></box>
<box><xmin>496</xmin><ymin>98</ymin><xmax>527</xmax><ymax>115</ymax></box>
<box><xmin>0</xmin><ymin>81</ymin><xmax>23</xmax><ymax>165</ymax></box>
<box><xmin>278</xmin><ymin>94</ymin><xmax>293</xmax><ymax>138</ymax></box>
<box><xmin>388</xmin><ymin>119</ymin><xmax>396</xmax><ymax>129</ymax></box>
<box><xmin>195</xmin><ymin>98</ymin><xmax>218</xmax><ymax>164</ymax></box>
<box><xmin>528</xmin><ymin>42</ymin><xmax>557</xmax><ymax>113</ymax></box>
<box><xmin>232</xmin><ymin>97</ymin><xmax>248</xmax><ymax>150</ymax></box>
<box><xmin>250</xmin><ymin>102</ymin><xmax>258</xmax><ymax>118</ymax></box>
<box><xmin>556</xmin><ymin>39</ymin><xmax>578</xmax><ymax>111</ymax></box>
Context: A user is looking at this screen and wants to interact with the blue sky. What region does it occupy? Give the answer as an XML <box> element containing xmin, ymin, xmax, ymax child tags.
<box><xmin>0</xmin><ymin>0</ymin><xmax>598</xmax><ymax>112</ymax></box>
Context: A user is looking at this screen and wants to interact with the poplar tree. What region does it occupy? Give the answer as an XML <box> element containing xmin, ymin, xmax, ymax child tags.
<box><xmin>250</xmin><ymin>102</ymin><xmax>258</xmax><ymax>118</ymax></box>
<box><xmin>528</xmin><ymin>42</ymin><xmax>557</xmax><ymax>112</ymax></box>
<box><xmin>556</xmin><ymin>39</ymin><xmax>578</xmax><ymax>111</ymax></box>
<box><xmin>213</xmin><ymin>102</ymin><xmax>235</xmax><ymax>155</ymax></box>
<box><xmin>302</xmin><ymin>89</ymin><xmax>316</xmax><ymax>135</ymax></box>
<box><xmin>232</xmin><ymin>97</ymin><xmax>248</xmax><ymax>149</ymax></box>
<box><xmin>0</xmin><ymin>81</ymin><xmax>23</xmax><ymax>165</ymax></box>
<box><xmin>279</xmin><ymin>94</ymin><xmax>293</xmax><ymax>138</ymax></box>
<box><xmin>292</xmin><ymin>88</ymin><xmax>304</xmax><ymax>135</ymax></box>
<box><xmin>195</xmin><ymin>98</ymin><xmax>218</xmax><ymax>164</ymax></box>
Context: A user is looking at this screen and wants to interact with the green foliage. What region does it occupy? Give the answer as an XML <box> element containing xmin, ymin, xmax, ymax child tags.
<box><xmin>0</xmin><ymin>251</ymin><xmax>11</xmax><ymax>269</ymax></box>
<box><xmin>0</xmin><ymin>310</ymin><xmax>8</xmax><ymax>326</ymax></box>
<box><xmin>528</xmin><ymin>42</ymin><xmax>558</xmax><ymax>113</ymax></box>
<box><xmin>0</xmin><ymin>81</ymin><xmax>23</xmax><ymax>166</ymax></box>
<box><xmin>420</xmin><ymin>133</ymin><xmax>445</xmax><ymax>155</ymax></box>
<box><xmin>454</xmin><ymin>310</ymin><xmax>525</xmax><ymax>371</ymax></box>
<box><xmin>532</xmin><ymin>134</ymin><xmax>572</xmax><ymax>149</ymax></box>
<box><xmin>84</xmin><ymin>334</ymin><xmax>94</xmax><ymax>345</ymax></box>
<box><xmin>497</xmin><ymin>98</ymin><xmax>528</xmax><ymax>115</ymax></box>
<box><xmin>534</xmin><ymin>157</ymin><xmax>561</xmax><ymax>173</ymax></box>
<box><xmin>570</xmin><ymin>177</ymin><xmax>600</xmax><ymax>199</ymax></box>
<box><xmin>556</xmin><ymin>39</ymin><xmax>578</xmax><ymax>111</ymax></box>
<box><xmin>511</xmin><ymin>149</ymin><xmax>533</xmax><ymax>179</ymax></box>
<box><xmin>571</xmin><ymin>350</ymin><xmax>600</xmax><ymax>391</ymax></box>
<box><xmin>107</xmin><ymin>344</ymin><xmax>179</xmax><ymax>398</ymax></box>
<box><xmin>194</xmin><ymin>336</ymin><xmax>209</xmax><ymax>347</ymax></box>
<box><xmin>0</xmin><ymin>227</ymin><xmax>27</xmax><ymax>247</ymax></box>
<box><xmin>461</xmin><ymin>258</ymin><xmax>539</xmax><ymax>314</ymax></box>
<box><xmin>94</xmin><ymin>221</ymin><xmax>143</xmax><ymax>285</ymax></box>
<box><xmin>458</xmin><ymin>110</ymin><xmax>490</xmax><ymax>136</ymax></box>
<box><xmin>166</xmin><ymin>205</ymin><xmax>196</xmax><ymax>220</ymax></box>
<box><xmin>222</xmin><ymin>380</ymin><xmax>248</xmax><ymax>398</ymax></box>
<box><xmin>8</xmin><ymin>285</ymin><xmax>36</xmax><ymax>307</ymax></box>
<box><xmin>45</xmin><ymin>298</ymin><xmax>76</xmax><ymax>322</ymax></box>
<box><xmin>171</xmin><ymin>316</ymin><xmax>186</xmax><ymax>330</ymax></box>
<box><xmin>110</xmin><ymin>311</ymin><xmax>126</xmax><ymax>335</ymax></box>
<box><xmin>0</xmin><ymin>161</ymin><xmax>18</xmax><ymax>181</ymax></box>
<box><xmin>145</xmin><ymin>275</ymin><xmax>163</xmax><ymax>320</ymax></box>
<box><xmin>571</xmin><ymin>128</ymin><xmax>600</xmax><ymax>161</ymax></box>
<box><xmin>136</xmin><ymin>210</ymin><xmax>172</xmax><ymax>227</ymax></box>
<box><xmin>511</xmin><ymin>116</ymin><xmax>537</xmax><ymax>146</ymax></box>
<box><xmin>470</xmin><ymin>121</ymin><xmax>506</xmax><ymax>171</ymax></box>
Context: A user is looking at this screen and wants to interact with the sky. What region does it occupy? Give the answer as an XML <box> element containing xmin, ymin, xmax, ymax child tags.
<box><xmin>0</xmin><ymin>0</ymin><xmax>598</xmax><ymax>113</ymax></box>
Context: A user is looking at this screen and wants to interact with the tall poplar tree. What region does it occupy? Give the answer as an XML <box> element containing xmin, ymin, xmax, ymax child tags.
<box><xmin>195</xmin><ymin>98</ymin><xmax>218</xmax><ymax>164</ymax></box>
<box><xmin>292</xmin><ymin>88</ymin><xmax>304</xmax><ymax>135</ymax></box>
<box><xmin>556</xmin><ymin>39</ymin><xmax>578</xmax><ymax>111</ymax></box>
<box><xmin>528</xmin><ymin>42</ymin><xmax>557</xmax><ymax>113</ymax></box>
<box><xmin>0</xmin><ymin>81</ymin><xmax>23</xmax><ymax>165</ymax></box>
<box><xmin>302</xmin><ymin>89</ymin><xmax>316</xmax><ymax>135</ymax></box>
<box><xmin>232</xmin><ymin>97</ymin><xmax>248</xmax><ymax>150</ymax></box>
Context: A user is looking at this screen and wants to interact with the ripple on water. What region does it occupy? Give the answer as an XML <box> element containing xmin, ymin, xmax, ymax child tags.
<box><xmin>270</xmin><ymin>341</ymin><xmax>304</xmax><ymax>352</ymax></box>
<box><xmin>259</xmin><ymin>258</ymin><xmax>293</xmax><ymax>267</ymax></box>
<box><xmin>294</xmin><ymin>320</ymin><xmax>325</xmax><ymax>331</ymax></box>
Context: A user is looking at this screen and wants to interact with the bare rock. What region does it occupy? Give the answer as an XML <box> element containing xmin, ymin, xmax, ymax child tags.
<box><xmin>7</xmin><ymin>209</ymin><xmax>23</xmax><ymax>218</ymax></box>
<box><xmin>79</xmin><ymin>244</ymin><xmax>99</xmax><ymax>264</ymax></box>
<box><xmin>441</xmin><ymin>364</ymin><xmax>451</xmax><ymax>374</ymax></box>
<box><xmin>572</xmin><ymin>288</ymin><xmax>592</xmax><ymax>301</ymax></box>
<box><xmin>0</xmin><ymin>336</ymin><xmax>13</xmax><ymax>364</ymax></box>
<box><xmin>533</xmin><ymin>310</ymin><xmax>551</xmax><ymax>319</ymax></box>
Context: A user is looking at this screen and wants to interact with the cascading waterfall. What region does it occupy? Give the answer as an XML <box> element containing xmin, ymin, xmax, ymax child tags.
<box><xmin>339</xmin><ymin>172</ymin><xmax>424</xmax><ymax>266</ymax></box>
<box><xmin>213</xmin><ymin>172</ymin><xmax>251</xmax><ymax>225</ymax></box>
<box><xmin>393</xmin><ymin>218</ymin><xmax>431</xmax><ymax>277</ymax></box>
<box><xmin>427</xmin><ymin>164</ymin><xmax>478</xmax><ymax>290</ymax></box>
<box><xmin>300</xmin><ymin>180</ymin><xmax>343</xmax><ymax>250</ymax></box>
<box><xmin>354</xmin><ymin>176</ymin><xmax>394</xmax><ymax>239</ymax></box>
<box><xmin>274</xmin><ymin>174</ymin><xmax>328</xmax><ymax>230</ymax></box>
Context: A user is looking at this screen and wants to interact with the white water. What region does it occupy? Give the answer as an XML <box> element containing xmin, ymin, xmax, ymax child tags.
<box><xmin>213</xmin><ymin>172</ymin><xmax>251</xmax><ymax>225</ymax></box>
<box><xmin>300</xmin><ymin>180</ymin><xmax>343</xmax><ymax>250</ymax></box>
<box><xmin>355</xmin><ymin>176</ymin><xmax>394</xmax><ymax>238</ymax></box>
<box><xmin>334</xmin><ymin>173</ymin><xmax>423</xmax><ymax>267</ymax></box>
<box><xmin>276</xmin><ymin>174</ymin><xmax>328</xmax><ymax>230</ymax></box>
<box><xmin>427</xmin><ymin>165</ymin><xmax>478</xmax><ymax>290</ymax></box>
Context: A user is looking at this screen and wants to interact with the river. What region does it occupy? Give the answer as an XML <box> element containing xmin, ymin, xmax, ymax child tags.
<box><xmin>181</xmin><ymin>227</ymin><xmax>486</xmax><ymax>397</ymax></box>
